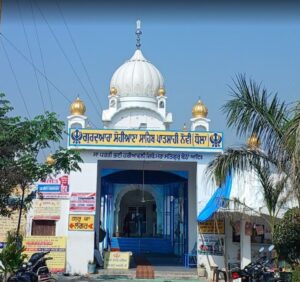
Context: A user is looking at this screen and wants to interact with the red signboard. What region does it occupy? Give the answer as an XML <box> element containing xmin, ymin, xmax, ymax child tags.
<box><xmin>70</xmin><ymin>192</ymin><xmax>96</xmax><ymax>212</ymax></box>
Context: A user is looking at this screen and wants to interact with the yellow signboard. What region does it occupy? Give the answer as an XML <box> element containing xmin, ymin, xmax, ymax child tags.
<box><xmin>33</xmin><ymin>200</ymin><xmax>61</xmax><ymax>220</ymax></box>
<box><xmin>198</xmin><ymin>220</ymin><xmax>225</xmax><ymax>234</ymax></box>
<box><xmin>23</xmin><ymin>236</ymin><xmax>66</xmax><ymax>273</ymax></box>
<box><xmin>104</xmin><ymin>251</ymin><xmax>131</xmax><ymax>269</ymax></box>
<box><xmin>0</xmin><ymin>213</ymin><xmax>26</xmax><ymax>242</ymax></box>
<box><xmin>69</xmin><ymin>129</ymin><xmax>223</xmax><ymax>149</ymax></box>
<box><xmin>69</xmin><ymin>215</ymin><xmax>94</xmax><ymax>231</ymax></box>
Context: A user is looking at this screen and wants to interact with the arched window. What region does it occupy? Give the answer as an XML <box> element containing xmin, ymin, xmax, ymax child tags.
<box><xmin>159</xmin><ymin>101</ymin><xmax>164</xmax><ymax>108</ymax></box>
<box><xmin>195</xmin><ymin>125</ymin><xmax>206</xmax><ymax>131</ymax></box>
<box><xmin>70</xmin><ymin>122</ymin><xmax>82</xmax><ymax>129</ymax></box>
<box><xmin>110</xmin><ymin>100</ymin><xmax>116</xmax><ymax>108</ymax></box>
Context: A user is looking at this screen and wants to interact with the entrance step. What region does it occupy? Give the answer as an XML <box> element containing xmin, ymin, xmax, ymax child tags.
<box><xmin>111</xmin><ymin>237</ymin><xmax>173</xmax><ymax>254</ymax></box>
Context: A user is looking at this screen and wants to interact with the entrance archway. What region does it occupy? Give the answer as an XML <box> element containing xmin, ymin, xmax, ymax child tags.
<box><xmin>119</xmin><ymin>189</ymin><xmax>156</xmax><ymax>237</ymax></box>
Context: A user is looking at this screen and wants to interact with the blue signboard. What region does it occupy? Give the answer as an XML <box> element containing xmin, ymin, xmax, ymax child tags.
<box><xmin>38</xmin><ymin>184</ymin><xmax>61</xmax><ymax>192</ymax></box>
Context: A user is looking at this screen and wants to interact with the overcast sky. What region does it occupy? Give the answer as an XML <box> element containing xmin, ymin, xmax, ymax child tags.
<box><xmin>1</xmin><ymin>0</ymin><xmax>300</xmax><ymax>149</ymax></box>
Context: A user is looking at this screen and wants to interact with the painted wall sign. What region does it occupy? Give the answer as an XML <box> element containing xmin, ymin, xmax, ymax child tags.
<box><xmin>70</xmin><ymin>192</ymin><xmax>96</xmax><ymax>212</ymax></box>
<box><xmin>0</xmin><ymin>212</ymin><xmax>26</xmax><ymax>242</ymax></box>
<box><xmin>104</xmin><ymin>251</ymin><xmax>131</xmax><ymax>269</ymax></box>
<box><xmin>198</xmin><ymin>234</ymin><xmax>224</xmax><ymax>256</ymax></box>
<box><xmin>69</xmin><ymin>129</ymin><xmax>223</xmax><ymax>150</ymax></box>
<box><xmin>36</xmin><ymin>175</ymin><xmax>69</xmax><ymax>199</ymax></box>
<box><xmin>198</xmin><ymin>220</ymin><xmax>225</xmax><ymax>234</ymax></box>
<box><xmin>23</xmin><ymin>236</ymin><xmax>66</xmax><ymax>273</ymax></box>
<box><xmin>92</xmin><ymin>151</ymin><xmax>204</xmax><ymax>162</ymax></box>
<box><xmin>33</xmin><ymin>200</ymin><xmax>61</xmax><ymax>220</ymax></box>
<box><xmin>68</xmin><ymin>215</ymin><xmax>94</xmax><ymax>231</ymax></box>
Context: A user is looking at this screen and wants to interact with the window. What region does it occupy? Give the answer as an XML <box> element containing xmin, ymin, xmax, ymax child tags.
<box><xmin>71</xmin><ymin>122</ymin><xmax>82</xmax><ymax>129</ymax></box>
<box><xmin>110</xmin><ymin>100</ymin><xmax>116</xmax><ymax>107</ymax></box>
<box><xmin>159</xmin><ymin>101</ymin><xmax>164</xmax><ymax>108</ymax></box>
<box><xmin>139</xmin><ymin>123</ymin><xmax>147</xmax><ymax>130</ymax></box>
<box><xmin>32</xmin><ymin>220</ymin><xmax>56</xmax><ymax>236</ymax></box>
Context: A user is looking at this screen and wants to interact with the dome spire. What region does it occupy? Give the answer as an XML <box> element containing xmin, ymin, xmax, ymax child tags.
<box><xmin>135</xmin><ymin>19</ymin><xmax>142</xmax><ymax>49</ymax></box>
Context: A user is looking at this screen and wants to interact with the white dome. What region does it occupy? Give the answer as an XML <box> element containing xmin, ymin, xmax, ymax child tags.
<box><xmin>110</xmin><ymin>49</ymin><xmax>164</xmax><ymax>98</ymax></box>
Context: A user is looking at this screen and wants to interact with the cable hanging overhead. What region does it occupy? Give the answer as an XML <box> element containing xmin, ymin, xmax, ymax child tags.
<box><xmin>17</xmin><ymin>0</ymin><xmax>46</xmax><ymax>113</ymax></box>
<box><xmin>34</xmin><ymin>0</ymin><xmax>101</xmax><ymax>122</ymax></box>
<box><xmin>55</xmin><ymin>0</ymin><xmax>103</xmax><ymax>112</ymax></box>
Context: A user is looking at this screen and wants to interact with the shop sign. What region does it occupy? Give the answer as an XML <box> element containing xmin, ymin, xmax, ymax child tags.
<box><xmin>68</xmin><ymin>215</ymin><xmax>94</xmax><ymax>231</ymax></box>
<box><xmin>198</xmin><ymin>220</ymin><xmax>225</xmax><ymax>234</ymax></box>
<box><xmin>198</xmin><ymin>234</ymin><xmax>224</xmax><ymax>256</ymax></box>
<box><xmin>37</xmin><ymin>175</ymin><xmax>69</xmax><ymax>199</ymax></box>
<box><xmin>69</xmin><ymin>129</ymin><xmax>223</xmax><ymax>150</ymax></box>
<box><xmin>0</xmin><ymin>212</ymin><xmax>26</xmax><ymax>242</ymax></box>
<box><xmin>33</xmin><ymin>200</ymin><xmax>61</xmax><ymax>220</ymax></box>
<box><xmin>104</xmin><ymin>251</ymin><xmax>131</xmax><ymax>269</ymax></box>
<box><xmin>23</xmin><ymin>236</ymin><xmax>66</xmax><ymax>273</ymax></box>
<box><xmin>70</xmin><ymin>192</ymin><xmax>96</xmax><ymax>212</ymax></box>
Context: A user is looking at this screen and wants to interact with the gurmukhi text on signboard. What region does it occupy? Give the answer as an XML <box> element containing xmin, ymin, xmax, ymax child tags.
<box><xmin>23</xmin><ymin>236</ymin><xmax>66</xmax><ymax>272</ymax></box>
<box><xmin>69</xmin><ymin>215</ymin><xmax>94</xmax><ymax>231</ymax></box>
<box><xmin>104</xmin><ymin>251</ymin><xmax>131</xmax><ymax>269</ymax></box>
<box><xmin>69</xmin><ymin>129</ymin><xmax>223</xmax><ymax>149</ymax></box>
<box><xmin>198</xmin><ymin>220</ymin><xmax>225</xmax><ymax>234</ymax></box>
<box><xmin>70</xmin><ymin>192</ymin><xmax>96</xmax><ymax>212</ymax></box>
<box><xmin>33</xmin><ymin>200</ymin><xmax>61</xmax><ymax>220</ymax></box>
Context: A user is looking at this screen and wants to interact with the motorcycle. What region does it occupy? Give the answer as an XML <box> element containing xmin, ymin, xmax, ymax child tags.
<box><xmin>230</xmin><ymin>245</ymin><xmax>292</xmax><ymax>281</ymax></box>
<box><xmin>8</xmin><ymin>251</ymin><xmax>56</xmax><ymax>282</ymax></box>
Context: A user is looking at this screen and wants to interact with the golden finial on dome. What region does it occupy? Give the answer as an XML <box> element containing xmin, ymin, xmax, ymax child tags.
<box><xmin>192</xmin><ymin>99</ymin><xmax>208</xmax><ymax>118</ymax></box>
<box><xmin>247</xmin><ymin>133</ymin><xmax>261</xmax><ymax>149</ymax></box>
<box><xmin>158</xmin><ymin>87</ymin><xmax>166</xmax><ymax>96</ymax></box>
<box><xmin>70</xmin><ymin>97</ymin><xmax>86</xmax><ymax>116</ymax></box>
<box><xmin>46</xmin><ymin>154</ymin><xmax>56</xmax><ymax>166</ymax></box>
<box><xmin>183</xmin><ymin>123</ymin><xmax>188</xmax><ymax>131</ymax></box>
<box><xmin>110</xmin><ymin>87</ymin><xmax>118</xmax><ymax>96</ymax></box>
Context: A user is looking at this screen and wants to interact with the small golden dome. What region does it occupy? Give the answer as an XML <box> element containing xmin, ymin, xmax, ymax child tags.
<box><xmin>192</xmin><ymin>99</ymin><xmax>208</xmax><ymax>118</ymax></box>
<box><xmin>247</xmin><ymin>134</ymin><xmax>261</xmax><ymax>149</ymax></box>
<box><xmin>70</xmin><ymin>97</ymin><xmax>86</xmax><ymax>115</ymax></box>
<box><xmin>46</xmin><ymin>155</ymin><xmax>56</xmax><ymax>166</ymax></box>
<box><xmin>110</xmin><ymin>87</ymin><xmax>118</xmax><ymax>96</ymax></box>
<box><xmin>182</xmin><ymin>123</ymin><xmax>188</xmax><ymax>131</ymax></box>
<box><xmin>158</xmin><ymin>87</ymin><xmax>166</xmax><ymax>96</ymax></box>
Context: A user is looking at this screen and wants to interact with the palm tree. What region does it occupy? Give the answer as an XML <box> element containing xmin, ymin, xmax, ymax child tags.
<box><xmin>206</xmin><ymin>74</ymin><xmax>300</xmax><ymax>224</ymax></box>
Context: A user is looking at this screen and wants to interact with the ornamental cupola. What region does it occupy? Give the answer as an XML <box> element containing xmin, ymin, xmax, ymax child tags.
<box><xmin>102</xmin><ymin>20</ymin><xmax>173</xmax><ymax>130</ymax></box>
<box><xmin>70</xmin><ymin>97</ymin><xmax>86</xmax><ymax>116</ymax></box>
<box><xmin>68</xmin><ymin>96</ymin><xmax>87</xmax><ymax>128</ymax></box>
<box><xmin>247</xmin><ymin>134</ymin><xmax>261</xmax><ymax>149</ymax></box>
<box><xmin>192</xmin><ymin>99</ymin><xmax>208</xmax><ymax>118</ymax></box>
<box><xmin>190</xmin><ymin>99</ymin><xmax>210</xmax><ymax>131</ymax></box>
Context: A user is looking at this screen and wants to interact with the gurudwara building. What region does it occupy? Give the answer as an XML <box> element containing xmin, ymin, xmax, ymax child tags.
<box><xmin>26</xmin><ymin>22</ymin><xmax>276</xmax><ymax>277</ymax></box>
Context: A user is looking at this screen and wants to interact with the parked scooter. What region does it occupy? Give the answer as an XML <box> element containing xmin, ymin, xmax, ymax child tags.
<box><xmin>8</xmin><ymin>251</ymin><xmax>56</xmax><ymax>282</ymax></box>
<box><xmin>230</xmin><ymin>245</ymin><xmax>289</xmax><ymax>282</ymax></box>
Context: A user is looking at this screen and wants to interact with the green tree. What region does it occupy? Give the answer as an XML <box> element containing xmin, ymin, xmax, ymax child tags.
<box><xmin>0</xmin><ymin>232</ymin><xmax>27</xmax><ymax>281</ymax></box>
<box><xmin>273</xmin><ymin>207</ymin><xmax>300</xmax><ymax>266</ymax></box>
<box><xmin>0</xmin><ymin>93</ymin><xmax>82</xmax><ymax>234</ymax></box>
<box><xmin>206</xmin><ymin>75</ymin><xmax>300</xmax><ymax>225</ymax></box>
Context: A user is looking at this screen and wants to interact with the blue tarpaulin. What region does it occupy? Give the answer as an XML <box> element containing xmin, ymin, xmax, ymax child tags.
<box><xmin>197</xmin><ymin>173</ymin><xmax>232</xmax><ymax>222</ymax></box>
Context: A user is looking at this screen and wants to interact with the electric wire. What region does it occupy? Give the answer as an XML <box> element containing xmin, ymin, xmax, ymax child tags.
<box><xmin>0</xmin><ymin>32</ymin><xmax>72</xmax><ymax>103</ymax></box>
<box><xmin>29</xmin><ymin>0</ymin><xmax>57</xmax><ymax>155</ymax></box>
<box><xmin>0</xmin><ymin>38</ymin><xmax>31</xmax><ymax>118</ymax></box>
<box><xmin>34</xmin><ymin>0</ymin><xmax>101</xmax><ymax>120</ymax></box>
<box><xmin>16</xmin><ymin>0</ymin><xmax>46</xmax><ymax>112</ymax></box>
<box><xmin>29</xmin><ymin>0</ymin><xmax>54</xmax><ymax>112</ymax></box>
<box><xmin>55</xmin><ymin>0</ymin><xmax>103</xmax><ymax>112</ymax></box>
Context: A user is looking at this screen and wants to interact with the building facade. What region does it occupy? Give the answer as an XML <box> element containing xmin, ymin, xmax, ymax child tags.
<box><xmin>26</xmin><ymin>23</ymin><xmax>277</xmax><ymax>277</ymax></box>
